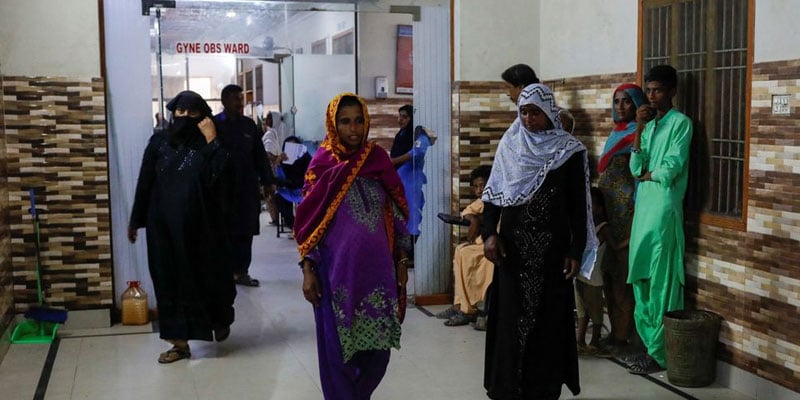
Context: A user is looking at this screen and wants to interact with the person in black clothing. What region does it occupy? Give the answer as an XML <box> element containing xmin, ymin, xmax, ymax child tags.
<box><xmin>274</xmin><ymin>136</ymin><xmax>311</xmax><ymax>232</ymax></box>
<box><xmin>129</xmin><ymin>91</ymin><xmax>236</xmax><ymax>363</ymax></box>
<box><xmin>481</xmin><ymin>83</ymin><xmax>597</xmax><ymax>399</ymax></box>
<box><xmin>214</xmin><ymin>84</ymin><xmax>275</xmax><ymax>287</ymax></box>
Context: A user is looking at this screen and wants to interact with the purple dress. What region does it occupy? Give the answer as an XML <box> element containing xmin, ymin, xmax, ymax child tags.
<box><xmin>306</xmin><ymin>176</ymin><xmax>410</xmax><ymax>399</ymax></box>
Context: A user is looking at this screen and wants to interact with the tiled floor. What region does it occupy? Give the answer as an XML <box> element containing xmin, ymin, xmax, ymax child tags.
<box><xmin>0</xmin><ymin>215</ymin><xmax>754</xmax><ymax>399</ymax></box>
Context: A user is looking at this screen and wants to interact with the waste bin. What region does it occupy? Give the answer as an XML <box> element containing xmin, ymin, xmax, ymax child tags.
<box><xmin>663</xmin><ymin>309</ymin><xmax>722</xmax><ymax>387</ymax></box>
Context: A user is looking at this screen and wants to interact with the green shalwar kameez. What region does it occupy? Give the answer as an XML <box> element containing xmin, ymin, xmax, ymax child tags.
<box><xmin>628</xmin><ymin>108</ymin><xmax>692</xmax><ymax>367</ymax></box>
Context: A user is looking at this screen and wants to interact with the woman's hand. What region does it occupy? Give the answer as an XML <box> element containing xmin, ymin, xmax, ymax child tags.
<box><xmin>127</xmin><ymin>227</ymin><xmax>138</xmax><ymax>243</ymax></box>
<box><xmin>563</xmin><ymin>257</ymin><xmax>579</xmax><ymax>280</ymax></box>
<box><xmin>198</xmin><ymin>117</ymin><xmax>217</xmax><ymax>143</ymax></box>
<box><xmin>483</xmin><ymin>234</ymin><xmax>505</xmax><ymax>264</ymax></box>
<box><xmin>302</xmin><ymin>262</ymin><xmax>321</xmax><ymax>306</ymax></box>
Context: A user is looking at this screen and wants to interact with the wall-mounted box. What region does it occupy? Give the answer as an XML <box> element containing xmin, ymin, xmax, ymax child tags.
<box><xmin>772</xmin><ymin>94</ymin><xmax>791</xmax><ymax>115</ymax></box>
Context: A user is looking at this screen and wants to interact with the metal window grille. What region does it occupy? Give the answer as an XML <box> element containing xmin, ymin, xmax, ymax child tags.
<box><xmin>643</xmin><ymin>0</ymin><xmax>749</xmax><ymax>218</ymax></box>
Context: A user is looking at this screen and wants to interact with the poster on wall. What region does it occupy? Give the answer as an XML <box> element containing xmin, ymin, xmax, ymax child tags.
<box><xmin>395</xmin><ymin>25</ymin><xmax>413</xmax><ymax>94</ymax></box>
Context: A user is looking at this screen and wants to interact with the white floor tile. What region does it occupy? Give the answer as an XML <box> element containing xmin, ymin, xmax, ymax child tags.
<box><xmin>0</xmin><ymin>214</ymin><xmax>757</xmax><ymax>400</ymax></box>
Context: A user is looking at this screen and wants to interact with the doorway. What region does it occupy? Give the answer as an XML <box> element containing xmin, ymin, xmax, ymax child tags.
<box><xmin>147</xmin><ymin>1</ymin><xmax>359</xmax><ymax>142</ymax></box>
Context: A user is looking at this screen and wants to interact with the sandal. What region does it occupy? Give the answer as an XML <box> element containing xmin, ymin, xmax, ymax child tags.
<box><xmin>435</xmin><ymin>306</ymin><xmax>459</xmax><ymax>320</ymax></box>
<box><xmin>158</xmin><ymin>346</ymin><xmax>191</xmax><ymax>364</ymax></box>
<box><xmin>472</xmin><ymin>315</ymin><xmax>487</xmax><ymax>331</ymax></box>
<box><xmin>627</xmin><ymin>355</ymin><xmax>664</xmax><ymax>375</ymax></box>
<box><xmin>214</xmin><ymin>326</ymin><xmax>231</xmax><ymax>342</ymax></box>
<box><xmin>444</xmin><ymin>312</ymin><xmax>476</xmax><ymax>326</ymax></box>
<box><xmin>234</xmin><ymin>274</ymin><xmax>260</xmax><ymax>287</ymax></box>
<box><xmin>586</xmin><ymin>344</ymin><xmax>613</xmax><ymax>358</ymax></box>
<box><xmin>618</xmin><ymin>351</ymin><xmax>649</xmax><ymax>367</ymax></box>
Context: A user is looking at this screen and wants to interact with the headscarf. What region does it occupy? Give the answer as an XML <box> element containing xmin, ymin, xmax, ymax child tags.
<box><xmin>390</xmin><ymin>108</ymin><xmax>414</xmax><ymax>158</ymax></box>
<box><xmin>598</xmin><ymin>83</ymin><xmax>646</xmax><ymax>173</ymax></box>
<box><xmin>263</xmin><ymin>111</ymin><xmax>289</xmax><ymax>156</ymax></box>
<box><xmin>269</xmin><ymin>111</ymin><xmax>287</xmax><ymax>140</ymax></box>
<box><xmin>294</xmin><ymin>92</ymin><xmax>408</xmax><ymax>258</ymax></box>
<box><xmin>482</xmin><ymin>83</ymin><xmax>598</xmax><ymax>278</ymax></box>
<box><xmin>164</xmin><ymin>91</ymin><xmax>213</xmax><ymax>147</ymax></box>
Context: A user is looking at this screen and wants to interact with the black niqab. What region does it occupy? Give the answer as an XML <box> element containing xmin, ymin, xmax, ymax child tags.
<box><xmin>165</xmin><ymin>91</ymin><xmax>213</xmax><ymax>147</ymax></box>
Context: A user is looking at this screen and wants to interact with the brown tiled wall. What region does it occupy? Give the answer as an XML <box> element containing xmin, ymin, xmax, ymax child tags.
<box><xmin>451</xmin><ymin>73</ymin><xmax>635</xmax><ymax>211</ymax></box>
<box><xmin>0</xmin><ymin>74</ymin><xmax>12</xmax><ymax>337</ymax></box>
<box><xmin>686</xmin><ymin>59</ymin><xmax>800</xmax><ymax>392</ymax></box>
<box><xmin>3</xmin><ymin>76</ymin><xmax>113</xmax><ymax>312</ymax></box>
<box><xmin>451</xmin><ymin>81</ymin><xmax>516</xmax><ymax>213</ymax></box>
<box><xmin>451</xmin><ymin>61</ymin><xmax>800</xmax><ymax>393</ymax></box>
<box><xmin>365</xmin><ymin>98</ymin><xmax>412</xmax><ymax>151</ymax></box>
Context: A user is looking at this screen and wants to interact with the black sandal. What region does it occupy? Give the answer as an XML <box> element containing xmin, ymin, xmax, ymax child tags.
<box><xmin>627</xmin><ymin>355</ymin><xmax>663</xmax><ymax>375</ymax></box>
<box><xmin>234</xmin><ymin>274</ymin><xmax>260</xmax><ymax>287</ymax></box>
<box><xmin>444</xmin><ymin>312</ymin><xmax>476</xmax><ymax>326</ymax></box>
<box><xmin>158</xmin><ymin>346</ymin><xmax>191</xmax><ymax>364</ymax></box>
<box><xmin>618</xmin><ymin>351</ymin><xmax>649</xmax><ymax>367</ymax></box>
<box><xmin>435</xmin><ymin>306</ymin><xmax>459</xmax><ymax>320</ymax></box>
<box><xmin>214</xmin><ymin>326</ymin><xmax>231</xmax><ymax>342</ymax></box>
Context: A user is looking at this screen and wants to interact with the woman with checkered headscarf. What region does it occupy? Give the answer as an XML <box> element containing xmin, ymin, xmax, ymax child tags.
<box><xmin>481</xmin><ymin>83</ymin><xmax>597</xmax><ymax>399</ymax></box>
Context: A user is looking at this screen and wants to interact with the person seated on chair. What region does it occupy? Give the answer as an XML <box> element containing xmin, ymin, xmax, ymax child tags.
<box><xmin>275</xmin><ymin>136</ymin><xmax>311</xmax><ymax>236</ymax></box>
<box><xmin>436</xmin><ymin>165</ymin><xmax>494</xmax><ymax>329</ymax></box>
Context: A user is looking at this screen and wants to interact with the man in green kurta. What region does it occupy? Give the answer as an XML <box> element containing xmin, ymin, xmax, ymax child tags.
<box><xmin>626</xmin><ymin>65</ymin><xmax>692</xmax><ymax>375</ymax></box>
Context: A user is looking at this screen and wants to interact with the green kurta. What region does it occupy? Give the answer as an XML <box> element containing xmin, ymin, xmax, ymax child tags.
<box><xmin>628</xmin><ymin>107</ymin><xmax>692</xmax><ymax>367</ymax></box>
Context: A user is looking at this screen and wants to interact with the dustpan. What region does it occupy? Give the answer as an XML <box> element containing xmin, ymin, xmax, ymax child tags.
<box><xmin>10</xmin><ymin>320</ymin><xmax>59</xmax><ymax>344</ymax></box>
<box><xmin>11</xmin><ymin>189</ymin><xmax>67</xmax><ymax>344</ymax></box>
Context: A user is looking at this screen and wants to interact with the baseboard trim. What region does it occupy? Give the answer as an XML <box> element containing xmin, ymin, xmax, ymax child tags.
<box><xmin>413</xmin><ymin>294</ymin><xmax>452</xmax><ymax>306</ymax></box>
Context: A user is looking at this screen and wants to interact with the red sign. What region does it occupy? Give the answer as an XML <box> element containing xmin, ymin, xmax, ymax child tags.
<box><xmin>175</xmin><ymin>42</ymin><xmax>251</xmax><ymax>54</ymax></box>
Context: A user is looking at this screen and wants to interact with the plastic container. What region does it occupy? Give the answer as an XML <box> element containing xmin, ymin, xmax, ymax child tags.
<box><xmin>121</xmin><ymin>281</ymin><xmax>149</xmax><ymax>325</ymax></box>
<box><xmin>663</xmin><ymin>309</ymin><xmax>722</xmax><ymax>387</ymax></box>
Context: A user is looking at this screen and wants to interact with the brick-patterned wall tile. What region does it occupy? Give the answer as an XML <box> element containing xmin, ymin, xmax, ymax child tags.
<box><xmin>365</xmin><ymin>98</ymin><xmax>412</xmax><ymax>152</ymax></box>
<box><xmin>451</xmin><ymin>62</ymin><xmax>800</xmax><ymax>393</ymax></box>
<box><xmin>685</xmin><ymin>59</ymin><xmax>800</xmax><ymax>392</ymax></box>
<box><xmin>0</xmin><ymin>73</ymin><xmax>12</xmax><ymax>334</ymax></box>
<box><xmin>451</xmin><ymin>74</ymin><xmax>636</xmax><ymax>212</ymax></box>
<box><xmin>3</xmin><ymin>76</ymin><xmax>112</xmax><ymax>311</ymax></box>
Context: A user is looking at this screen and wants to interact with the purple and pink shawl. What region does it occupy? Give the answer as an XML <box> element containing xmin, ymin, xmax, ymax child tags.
<box><xmin>295</xmin><ymin>93</ymin><xmax>408</xmax><ymax>259</ymax></box>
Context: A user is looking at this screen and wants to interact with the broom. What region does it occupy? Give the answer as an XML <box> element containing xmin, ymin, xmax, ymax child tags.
<box><xmin>23</xmin><ymin>188</ymin><xmax>68</xmax><ymax>324</ymax></box>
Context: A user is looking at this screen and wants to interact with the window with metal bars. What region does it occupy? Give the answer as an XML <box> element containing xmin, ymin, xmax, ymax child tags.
<box><xmin>641</xmin><ymin>0</ymin><xmax>751</xmax><ymax>222</ymax></box>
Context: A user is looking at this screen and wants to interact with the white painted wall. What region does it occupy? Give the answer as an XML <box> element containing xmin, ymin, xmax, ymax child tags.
<box><xmin>104</xmin><ymin>1</ymin><xmax>158</xmax><ymax>309</ymax></box>
<box><xmin>358</xmin><ymin>12</ymin><xmax>414</xmax><ymax>99</ymax></box>
<box><xmin>539</xmin><ymin>0</ymin><xmax>637</xmax><ymax>80</ymax></box>
<box><xmin>0</xmin><ymin>0</ymin><xmax>100</xmax><ymax>77</ymax></box>
<box><xmin>754</xmin><ymin>0</ymin><xmax>800</xmax><ymax>63</ymax></box>
<box><xmin>413</xmin><ymin>5</ymin><xmax>451</xmax><ymax>296</ymax></box>
<box><xmin>454</xmin><ymin>0</ymin><xmax>540</xmax><ymax>81</ymax></box>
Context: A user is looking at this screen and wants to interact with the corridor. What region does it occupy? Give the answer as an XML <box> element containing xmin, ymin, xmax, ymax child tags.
<box><xmin>0</xmin><ymin>215</ymin><xmax>751</xmax><ymax>400</ymax></box>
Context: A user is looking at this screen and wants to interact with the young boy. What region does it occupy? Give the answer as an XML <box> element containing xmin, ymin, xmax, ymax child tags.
<box><xmin>436</xmin><ymin>166</ymin><xmax>494</xmax><ymax>330</ymax></box>
<box><xmin>626</xmin><ymin>65</ymin><xmax>693</xmax><ymax>374</ymax></box>
<box><xmin>575</xmin><ymin>188</ymin><xmax>627</xmax><ymax>357</ymax></box>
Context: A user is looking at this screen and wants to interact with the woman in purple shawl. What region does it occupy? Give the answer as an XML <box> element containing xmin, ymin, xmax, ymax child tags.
<box><xmin>597</xmin><ymin>83</ymin><xmax>646</xmax><ymax>351</ymax></box>
<box><xmin>295</xmin><ymin>93</ymin><xmax>411</xmax><ymax>400</ymax></box>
